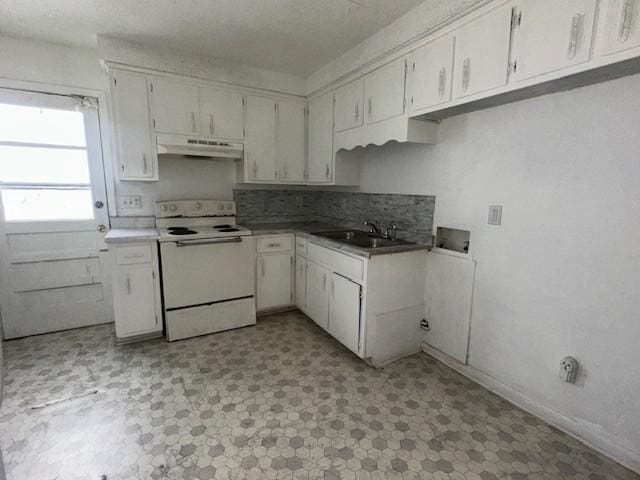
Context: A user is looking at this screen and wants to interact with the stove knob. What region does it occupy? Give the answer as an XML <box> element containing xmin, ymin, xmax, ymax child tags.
<box><xmin>194</xmin><ymin>202</ymin><xmax>202</xmax><ymax>210</ymax></box>
<box><xmin>169</xmin><ymin>204</ymin><xmax>177</xmax><ymax>212</ymax></box>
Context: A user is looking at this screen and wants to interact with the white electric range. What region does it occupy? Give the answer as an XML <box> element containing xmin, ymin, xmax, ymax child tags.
<box><xmin>156</xmin><ymin>200</ymin><xmax>256</xmax><ymax>341</ymax></box>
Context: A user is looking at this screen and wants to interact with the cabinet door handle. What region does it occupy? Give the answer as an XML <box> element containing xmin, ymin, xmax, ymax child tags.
<box><xmin>619</xmin><ymin>0</ymin><xmax>635</xmax><ymax>42</ymax></box>
<box><xmin>253</xmin><ymin>160</ymin><xmax>258</xmax><ymax>178</ymax></box>
<box><xmin>190</xmin><ymin>112</ymin><xmax>196</xmax><ymax>132</ymax></box>
<box><xmin>367</xmin><ymin>97</ymin><xmax>372</xmax><ymax>119</ymax></box>
<box><xmin>142</xmin><ymin>153</ymin><xmax>148</xmax><ymax>174</ymax></box>
<box><xmin>567</xmin><ymin>13</ymin><xmax>584</xmax><ymax>59</ymax></box>
<box><xmin>438</xmin><ymin>67</ymin><xmax>447</xmax><ymax>98</ymax></box>
<box><xmin>126</xmin><ymin>276</ymin><xmax>132</xmax><ymax>295</ymax></box>
<box><xmin>331</xmin><ymin>278</ymin><xmax>335</xmax><ymax>299</ymax></box>
<box><xmin>209</xmin><ymin>114</ymin><xmax>215</xmax><ymax>136</ymax></box>
<box><xmin>462</xmin><ymin>58</ymin><xmax>471</xmax><ymax>92</ymax></box>
<box><xmin>354</xmin><ymin>102</ymin><xmax>359</xmax><ymax>121</ymax></box>
<box><xmin>322</xmin><ymin>273</ymin><xmax>326</xmax><ymax>291</ymax></box>
<box><xmin>325</xmin><ymin>164</ymin><xmax>330</xmax><ymax>179</ymax></box>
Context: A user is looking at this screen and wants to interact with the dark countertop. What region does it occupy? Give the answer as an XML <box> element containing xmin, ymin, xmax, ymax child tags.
<box><xmin>244</xmin><ymin>222</ymin><xmax>430</xmax><ymax>258</ymax></box>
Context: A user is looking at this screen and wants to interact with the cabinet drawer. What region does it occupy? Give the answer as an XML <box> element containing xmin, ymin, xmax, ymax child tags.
<box><xmin>256</xmin><ymin>235</ymin><xmax>293</xmax><ymax>253</ymax></box>
<box><xmin>308</xmin><ymin>243</ymin><xmax>363</xmax><ymax>281</ymax></box>
<box><xmin>115</xmin><ymin>245</ymin><xmax>152</xmax><ymax>265</ymax></box>
<box><xmin>295</xmin><ymin>236</ymin><xmax>308</xmax><ymax>257</ymax></box>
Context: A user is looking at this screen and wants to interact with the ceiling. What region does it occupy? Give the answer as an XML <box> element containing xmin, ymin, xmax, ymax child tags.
<box><xmin>0</xmin><ymin>0</ymin><xmax>426</xmax><ymax>77</ymax></box>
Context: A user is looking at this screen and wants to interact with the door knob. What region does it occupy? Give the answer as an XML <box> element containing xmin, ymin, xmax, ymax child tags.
<box><xmin>97</xmin><ymin>224</ymin><xmax>107</xmax><ymax>233</ymax></box>
<box><xmin>94</xmin><ymin>200</ymin><xmax>104</xmax><ymax>209</ymax></box>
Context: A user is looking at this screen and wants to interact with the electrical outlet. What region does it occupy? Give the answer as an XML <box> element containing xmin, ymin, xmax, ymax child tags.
<box><xmin>119</xmin><ymin>195</ymin><xmax>143</xmax><ymax>210</ymax></box>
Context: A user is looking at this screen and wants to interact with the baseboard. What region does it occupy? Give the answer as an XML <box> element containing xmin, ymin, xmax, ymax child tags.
<box><xmin>256</xmin><ymin>305</ymin><xmax>297</xmax><ymax>316</ymax></box>
<box><xmin>421</xmin><ymin>343</ymin><xmax>640</xmax><ymax>475</ymax></box>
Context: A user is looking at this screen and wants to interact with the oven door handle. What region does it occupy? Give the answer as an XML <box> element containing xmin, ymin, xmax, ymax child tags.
<box><xmin>176</xmin><ymin>237</ymin><xmax>243</xmax><ymax>247</ymax></box>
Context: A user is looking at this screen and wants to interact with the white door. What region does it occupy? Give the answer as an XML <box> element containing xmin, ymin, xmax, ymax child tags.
<box><xmin>245</xmin><ymin>96</ymin><xmax>277</xmax><ymax>182</ymax></box>
<box><xmin>601</xmin><ymin>0</ymin><xmax>640</xmax><ymax>55</ymax></box>
<box><xmin>305</xmin><ymin>260</ymin><xmax>329</xmax><ymax>330</ymax></box>
<box><xmin>0</xmin><ymin>88</ymin><xmax>111</xmax><ymax>339</ymax></box>
<box><xmin>113</xmin><ymin>264</ymin><xmax>158</xmax><ymax>337</ymax></box>
<box><xmin>513</xmin><ymin>0</ymin><xmax>597</xmax><ymax>82</ymax></box>
<box><xmin>277</xmin><ymin>101</ymin><xmax>306</xmax><ymax>183</ymax></box>
<box><xmin>295</xmin><ymin>254</ymin><xmax>307</xmax><ymax>311</ymax></box>
<box><xmin>328</xmin><ymin>273</ymin><xmax>361</xmax><ymax>355</ymax></box>
<box><xmin>334</xmin><ymin>79</ymin><xmax>364</xmax><ymax>132</ymax></box>
<box><xmin>150</xmin><ymin>78</ymin><xmax>200</xmax><ymax>136</ymax></box>
<box><xmin>308</xmin><ymin>92</ymin><xmax>334</xmax><ymax>184</ymax></box>
<box><xmin>408</xmin><ymin>34</ymin><xmax>455</xmax><ymax>113</ymax></box>
<box><xmin>110</xmin><ymin>70</ymin><xmax>156</xmax><ymax>181</ymax></box>
<box><xmin>453</xmin><ymin>4</ymin><xmax>513</xmax><ymax>99</ymax></box>
<box><xmin>256</xmin><ymin>253</ymin><xmax>292</xmax><ymax>310</ymax></box>
<box><xmin>364</xmin><ymin>58</ymin><xmax>407</xmax><ymax>124</ymax></box>
<box><xmin>199</xmin><ymin>88</ymin><xmax>244</xmax><ymax>140</ymax></box>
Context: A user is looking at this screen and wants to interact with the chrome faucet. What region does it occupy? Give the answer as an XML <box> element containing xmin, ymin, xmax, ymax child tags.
<box><xmin>363</xmin><ymin>221</ymin><xmax>380</xmax><ymax>234</ymax></box>
<box><xmin>385</xmin><ymin>223</ymin><xmax>398</xmax><ymax>240</ymax></box>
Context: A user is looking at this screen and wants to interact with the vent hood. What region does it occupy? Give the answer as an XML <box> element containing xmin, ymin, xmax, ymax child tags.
<box><xmin>156</xmin><ymin>134</ymin><xmax>243</xmax><ymax>160</ymax></box>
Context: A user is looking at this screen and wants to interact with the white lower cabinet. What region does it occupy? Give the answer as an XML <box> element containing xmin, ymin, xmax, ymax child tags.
<box><xmin>305</xmin><ymin>260</ymin><xmax>330</xmax><ymax>330</ymax></box>
<box><xmin>255</xmin><ymin>234</ymin><xmax>294</xmax><ymax>311</ymax></box>
<box><xmin>295</xmin><ymin>254</ymin><xmax>307</xmax><ymax>312</ymax></box>
<box><xmin>109</xmin><ymin>242</ymin><xmax>162</xmax><ymax>341</ymax></box>
<box><xmin>328</xmin><ymin>273</ymin><xmax>361</xmax><ymax>355</ymax></box>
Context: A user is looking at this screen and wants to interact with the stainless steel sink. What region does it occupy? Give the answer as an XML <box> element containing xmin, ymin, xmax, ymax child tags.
<box><xmin>312</xmin><ymin>230</ymin><xmax>415</xmax><ymax>249</ymax></box>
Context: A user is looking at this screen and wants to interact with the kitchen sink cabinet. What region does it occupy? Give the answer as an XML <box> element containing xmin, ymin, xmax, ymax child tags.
<box><xmin>255</xmin><ymin>235</ymin><xmax>294</xmax><ymax>311</ymax></box>
<box><xmin>328</xmin><ymin>273</ymin><xmax>361</xmax><ymax>355</ymax></box>
<box><xmin>295</xmin><ymin>254</ymin><xmax>307</xmax><ymax>312</ymax></box>
<box><xmin>305</xmin><ymin>260</ymin><xmax>330</xmax><ymax>330</ymax></box>
<box><xmin>109</xmin><ymin>242</ymin><xmax>162</xmax><ymax>342</ymax></box>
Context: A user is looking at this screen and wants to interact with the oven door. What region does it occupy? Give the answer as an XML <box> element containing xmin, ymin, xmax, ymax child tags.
<box><xmin>160</xmin><ymin>236</ymin><xmax>255</xmax><ymax>309</ymax></box>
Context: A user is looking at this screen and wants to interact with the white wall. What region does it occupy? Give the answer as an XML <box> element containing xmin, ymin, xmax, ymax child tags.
<box><xmin>353</xmin><ymin>75</ymin><xmax>640</xmax><ymax>465</ymax></box>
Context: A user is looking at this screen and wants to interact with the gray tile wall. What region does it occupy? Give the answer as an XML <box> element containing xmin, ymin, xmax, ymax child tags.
<box><xmin>234</xmin><ymin>189</ymin><xmax>435</xmax><ymax>243</ymax></box>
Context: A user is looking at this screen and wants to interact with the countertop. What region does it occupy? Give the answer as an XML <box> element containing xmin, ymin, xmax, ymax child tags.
<box><xmin>245</xmin><ymin>222</ymin><xmax>430</xmax><ymax>258</ymax></box>
<box><xmin>104</xmin><ymin>228</ymin><xmax>159</xmax><ymax>244</ymax></box>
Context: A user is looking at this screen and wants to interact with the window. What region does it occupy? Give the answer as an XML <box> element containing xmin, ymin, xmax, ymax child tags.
<box><xmin>0</xmin><ymin>102</ymin><xmax>94</xmax><ymax>222</ymax></box>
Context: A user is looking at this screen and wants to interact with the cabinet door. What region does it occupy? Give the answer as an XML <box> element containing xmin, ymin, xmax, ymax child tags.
<box><xmin>601</xmin><ymin>0</ymin><xmax>640</xmax><ymax>55</ymax></box>
<box><xmin>334</xmin><ymin>78</ymin><xmax>364</xmax><ymax>132</ymax></box>
<box><xmin>452</xmin><ymin>4</ymin><xmax>513</xmax><ymax>99</ymax></box>
<box><xmin>245</xmin><ymin>96</ymin><xmax>277</xmax><ymax>182</ymax></box>
<box><xmin>256</xmin><ymin>253</ymin><xmax>292</xmax><ymax>310</ymax></box>
<box><xmin>150</xmin><ymin>78</ymin><xmax>200</xmax><ymax>135</ymax></box>
<box><xmin>199</xmin><ymin>88</ymin><xmax>244</xmax><ymax>140</ymax></box>
<box><xmin>308</xmin><ymin>92</ymin><xmax>334</xmax><ymax>184</ymax></box>
<box><xmin>408</xmin><ymin>35</ymin><xmax>455</xmax><ymax>113</ymax></box>
<box><xmin>114</xmin><ymin>264</ymin><xmax>158</xmax><ymax>338</ymax></box>
<box><xmin>305</xmin><ymin>261</ymin><xmax>329</xmax><ymax>330</ymax></box>
<box><xmin>513</xmin><ymin>0</ymin><xmax>597</xmax><ymax>82</ymax></box>
<box><xmin>277</xmin><ymin>101</ymin><xmax>306</xmax><ymax>183</ymax></box>
<box><xmin>295</xmin><ymin>254</ymin><xmax>307</xmax><ymax>311</ymax></box>
<box><xmin>364</xmin><ymin>58</ymin><xmax>407</xmax><ymax>124</ymax></box>
<box><xmin>328</xmin><ymin>273</ymin><xmax>361</xmax><ymax>355</ymax></box>
<box><xmin>110</xmin><ymin>70</ymin><xmax>157</xmax><ymax>181</ymax></box>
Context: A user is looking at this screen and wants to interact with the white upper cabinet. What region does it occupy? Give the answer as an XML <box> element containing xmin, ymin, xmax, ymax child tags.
<box><xmin>408</xmin><ymin>34</ymin><xmax>455</xmax><ymax>113</ymax></box>
<box><xmin>512</xmin><ymin>0</ymin><xmax>597</xmax><ymax>82</ymax></box>
<box><xmin>601</xmin><ymin>0</ymin><xmax>640</xmax><ymax>55</ymax></box>
<box><xmin>150</xmin><ymin>78</ymin><xmax>200</xmax><ymax>136</ymax></box>
<box><xmin>199</xmin><ymin>88</ymin><xmax>244</xmax><ymax>140</ymax></box>
<box><xmin>308</xmin><ymin>92</ymin><xmax>334</xmax><ymax>184</ymax></box>
<box><xmin>277</xmin><ymin>100</ymin><xmax>306</xmax><ymax>183</ymax></box>
<box><xmin>110</xmin><ymin>70</ymin><xmax>157</xmax><ymax>181</ymax></box>
<box><xmin>245</xmin><ymin>95</ymin><xmax>277</xmax><ymax>182</ymax></box>
<box><xmin>452</xmin><ymin>4</ymin><xmax>514</xmax><ymax>99</ymax></box>
<box><xmin>363</xmin><ymin>58</ymin><xmax>407</xmax><ymax>124</ymax></box>
<box><xmin>334</xmin><ymin>78</ymin><xmax>364</xmax><ymax>132</ymax></box>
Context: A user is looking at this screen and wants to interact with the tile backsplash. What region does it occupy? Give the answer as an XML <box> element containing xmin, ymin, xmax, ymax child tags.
<box><xmin>234</xmin><ymin>189</ymin><xmax>435</xmax><ymax>243</ymax></box>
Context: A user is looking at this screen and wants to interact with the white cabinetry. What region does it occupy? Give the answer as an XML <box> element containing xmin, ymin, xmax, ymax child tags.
<box><xmin>328</xmin><ymin>273</ymin><xmax>361</xmax><ymax>354</ymax></box>
<box><xmin>308</xmin><ymin>92</ymin><xmax>334</xmax><ymax>183</ymax></box>
<box><xmin>277</xmin><ymin>100</ymin><xmax>306</xmax><ymax>183</ymax></box>
<box><xmin>601</xmin><ymin>0</ymin><xmax>640</xmax><ymax>55</ymax></box>
<box><xmin>305</xmin><ymin>260</ymin><xmax>330</xmax><ymax>330</ymax></box>
<box><xmin>513</xmin><ymin>0</ymin><xmax>597</xmax><ymax>82</ymax></box>
<box><xmin>334</xmin><ymin>79</ymin><xmax>364</xmax><ymax>132</ymax></box>
<box><xmin>245</xmin><ymin>96</ymin><xmax>277</xmax><ymax>182</ymax></box>
<box><xmin>295</xmin><ymin>236</ymin><xmax>308</xmax><ymax>312</ymax></box>
<box><xmin>363</xmin><ymin>58</ymin><xmax>407</xmax><ymax>124</ymax></box>
<box><xmin>452</xmin><ymin>4</ymin><xmax>514</xmax><ymax>99</ymax></box>
<box><xmin>149</xmin><ymin>78</ymin><xmax>200</xmax><ymax>136</ymax></box>
<box><xmin>110</xmin><ymin>70</ymin><xmax>157</xmax><ymax>181</ymax></box>
<box><xmin>255</xmin><ymin>235</ymin><xmax>294</xmax><ymax>311</ymax></box>
<box><xmin>109</xmin><ymin>243</ymin><xmax>162</xmax><ymax>341</ymax></box>
<box><xmin>199</xmin><ymin>88</ymin><xmax>244</xmax><ymax>140</ymax></box>
<box><xmin>408</xmin><ymin>34</ymin><xmax>455</xmax><ymax>113</ymax></box>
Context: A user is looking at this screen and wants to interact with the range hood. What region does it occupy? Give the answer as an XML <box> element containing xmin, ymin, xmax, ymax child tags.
<box><xmin>156</xmin><ymin>134</ymin><xmax>243</xmax><ymax>160</ymax></box>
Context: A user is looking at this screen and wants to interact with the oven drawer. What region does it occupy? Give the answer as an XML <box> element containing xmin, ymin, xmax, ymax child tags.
<box><xmin>160</xmin><ymin>236</ymin><xmax>255</xmax><ymax>309</ymax></box>
<box><xmin>256</xmin><ymin>235</ymin><xmax>293</xmax><ymax>254</ymax></box>
<box><xmin>115</xmin><ymin>245</ymin><xmax>152</xmax><ymax>265</ymax></box>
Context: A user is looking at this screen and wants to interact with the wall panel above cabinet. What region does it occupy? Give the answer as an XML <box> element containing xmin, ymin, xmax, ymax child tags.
<box><xmin>149</xmin><ymin>78</ymin><xmax>200</xmax><ymax>136</ymax></box>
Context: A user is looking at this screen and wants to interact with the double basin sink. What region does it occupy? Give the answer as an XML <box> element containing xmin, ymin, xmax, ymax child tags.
<box><xmin>312</xmin><ymin>230</ymin><xmax>415</xmax><ymax>250</ymax></box>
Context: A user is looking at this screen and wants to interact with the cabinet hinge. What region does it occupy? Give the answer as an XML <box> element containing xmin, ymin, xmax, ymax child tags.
<box><xmin>113</xmin><ymin>77</ymin><xmax>117</xmax><ymax>86</ymax></box>
<box><xmin>412</xmin><ymin>61</ymin><xmax>416</xmax><ymax>72</ymax></box>
<box><xmin>508</xmin><ymin>60</ymin><xmax>518</xmax><ymax>75</ymax></box>
<box><xmin>149</xmin><ymin>82</ymin><xmax>154</xmax><ymax>93</ymax></box>
<box><xmin>155</xmin><ymin>314</ymin><xmax>158</xmax><ymax>325</ymax></box>
<box><xmin>152</xmin><ymin>118</ymin><xmax>156</xmax><ymax>129</ymax></box>
<box><xmin>152</xmin><ymin>270</ymin><xmax>155</xmax><ymax>279</ymax></box>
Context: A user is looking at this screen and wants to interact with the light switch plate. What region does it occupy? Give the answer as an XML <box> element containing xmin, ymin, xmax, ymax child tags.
<box><xmin>119</xmin><ymin>195</ymin><xmax>143</xmax><ymax>210</ymax></box>
<box><xmin>488</xmin><ymin>205</ymin><xmax>503</xmax><ymax>225</ymax></box>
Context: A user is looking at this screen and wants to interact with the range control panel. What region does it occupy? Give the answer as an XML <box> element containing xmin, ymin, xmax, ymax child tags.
<box><xmin>155</xmin><ymin>200</ymin><xmax>236</xmax><ymax>218</ymax></box>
